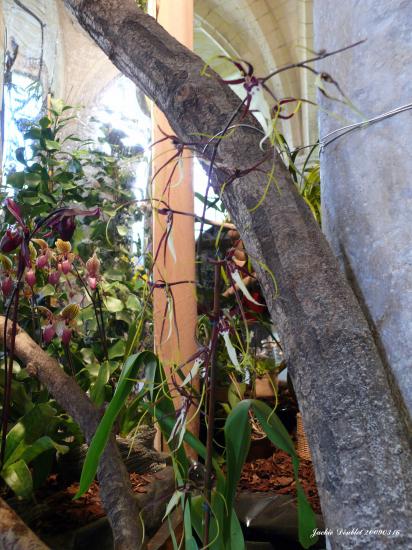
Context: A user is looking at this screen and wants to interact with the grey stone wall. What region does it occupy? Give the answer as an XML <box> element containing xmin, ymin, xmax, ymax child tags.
<box><xmin>314</xmin><ymin>0</ymin><xmax>412</xmax><ymax>420</ymax></box>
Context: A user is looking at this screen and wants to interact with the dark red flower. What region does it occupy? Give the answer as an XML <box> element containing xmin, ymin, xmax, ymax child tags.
<box><xmin>0</xmin><ymin>227</ymin><xmax>22</xmax><ymax>253</ymax></box>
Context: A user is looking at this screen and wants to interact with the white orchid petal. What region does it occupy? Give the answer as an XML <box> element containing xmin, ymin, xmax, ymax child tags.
<box><xmin>170</xmin><ymin>156</ymin><xmax>184</xmax><ymax>189</ymax></box>
<box><xmin>221</xmin><ymin>330</ymin><xmax>240</xmax><ymax>370</ymax></box>
<box><xmin>250</xmin><ymin>85</ymin><xmax>273</xmax><ymax>148</ymax></box>
<box><xmin>180</xmin><ymin>357</ymin><xmax>203</xmax><ymax>387</ymax></box>
<box><xmin>163</xmin><ymin>490</ymin><xmax>184</xmax><ymax>520</ymax></box>
<box><xmin>232</xmin><ymin>269</ymin><xmax>263</xmax><ymax>305</ymax></box>
<box><xmin>166</xmin><ymin>226</ymin><xmax>177</xmax><ymax>263</ymax></box>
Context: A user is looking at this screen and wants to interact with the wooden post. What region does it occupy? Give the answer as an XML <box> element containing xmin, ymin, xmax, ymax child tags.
<box><xmin>149</xmin><ymin>0</ymin><xmax>198</xmax><ymax>452</ymax></box>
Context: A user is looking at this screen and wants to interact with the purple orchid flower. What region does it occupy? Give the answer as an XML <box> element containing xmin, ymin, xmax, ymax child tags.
<box><xmin>43</xmin><ymin>207</ymin><xmax>100</xmax><ymax>241</ymax></box>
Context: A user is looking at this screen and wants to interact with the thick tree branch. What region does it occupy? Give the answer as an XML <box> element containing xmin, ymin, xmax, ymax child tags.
<box><xmin>0</xmin><ymin>316</ymin><xmax>144</xmax><ymax>550</ymax></box>
<box><xmin>0</xmin><ymin>496</ymin><xmax>49</xmax><ymax>550</ymax></box>
<box><xmin>62</xmin><ymin>2</ymin><xmax>412</xmax><ymax>548</ymax></box>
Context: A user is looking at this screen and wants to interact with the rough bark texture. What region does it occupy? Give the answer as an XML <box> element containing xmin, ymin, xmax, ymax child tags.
<box><xmin>61</xmin><ymin>2</ymin><xmax>412</xmax><ymax>548</ymax></box>
<box><xmin>0</xmin><ymin>496</ymin><xmax>49</xmax><ymax>550</ymax></box>
<box><xmin>0</xmin><ymin>316</ymin><xmax>144</xmax><ymax>550</ymax></box>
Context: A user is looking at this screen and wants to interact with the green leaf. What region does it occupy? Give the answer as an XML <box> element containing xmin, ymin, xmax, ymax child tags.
<box><xmin>250</xmin><ymin>400</ymin><xmax>317</xmax><ymax>548</ymax></box>
<box><xmin>224</xmin><ymin>400</ymin><xmax>251</xmax><ymax>517</ymax></box>
<box><xmin>38</xmin><ymin>284</ymin><xmax>55</xmax><ymax>299</ymax></box>
<box><xmin>163</xmin><ymin>489</ymin><xmax>183</xmax><ymax>520</ymax></box>
<box><xmin>108</xmin><ymin>340</ymin><xmax>126</xmax><ymax>360</ymax></box>
<box><xmin>184</xmin><ymin>497</ymin><xmax>198</xmax><ymax>550</ymax></box>
<box><xmin>39</xmin><ymin>116</ymin><xmax>51</xmax><ymax>129</ymax></box>
<box><xmin>126</xmin><ymin>294</ymin><xmax>140</xmax><ymax>311</ymax></box>
<box><xmin>3</xmin><ymin>404</ymin><xmax>56</xmax><ymax>465</ymax></box>
<box><xmin>250</xmin><ymin>400</ymin><xmax>296</xmax><ymax>456</ymax></box>
<box><xmin>44</xmin><ymin>139</ymin><xmax>61</xmax><ymax>151</ymax></box>
<box><xmin>19</xmin><ymin>436</ymin><xmax>68</xmax><ymax>466</ymax></box>
<box><xmin>90</xmin><ymin>361</ymin><xmax>111</xmax><ymax>407</ymax></box>
<box><xmin>76</xmin><ymin>352</ymin><xmax>156</xmax><ymax>497</ymax></box>
<box><xmin>1</xmin><ymin>459</ymin><xmax>33</xmax><ymax>499</ymax></box>
<box><xmin>50</xmin><ymin>98</ymin><xmax>65</xmax><ymax>115</ymax></box>
<box><xmin>116</xmin><ymin>225</ymin><xmax>128</xmax><ymax>237</ymax></box>
<box><xmin>25</xmin><ymin>172</ymin><xmax>42</xmax><ymax>186</ymax></box>
<box><xmin>24</xmin><ymin>127</ymin><xmax>42</xmax><ymax>140</ymax></box>
<box><xmin>104</xmin><ymin>296</ymin><xmax>124</xmax><ymax>313</ymax></box>
<box><xmin>6</xmin><ymin>172</ymin><xmax>25</xmax><ymax>188</ymax></box>
<box><xmin>297</xmin><ymin>480</ymin><xmax>318</xmax><ymax>548</ymax></box>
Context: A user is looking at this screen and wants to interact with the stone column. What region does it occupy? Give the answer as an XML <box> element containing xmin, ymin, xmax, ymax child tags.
<box><xmin>314</xmin><ymin>0</ymin><xmax>412</xmax><ymax>421</ymax></box>
<box><xmin>150</xmin><ymin>0</ymin><xmax>198</xmax><ymax>450</ymax></box>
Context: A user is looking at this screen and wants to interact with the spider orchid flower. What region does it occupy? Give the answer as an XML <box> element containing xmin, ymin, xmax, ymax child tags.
<box><xmin>220</xmin><ymin>58</ymin><xmax>276</xmax><ymax>147</ymax></box>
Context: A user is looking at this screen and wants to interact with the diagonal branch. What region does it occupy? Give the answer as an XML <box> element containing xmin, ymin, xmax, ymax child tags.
<box><xmin>0</xmin><ymin>496</ymin><xmax>49</xmax><ymax>550</ymax></box>
<box><xmin>0</xmin><ymin>315</ymin><xmax>144</xmax><ymax>550</ymax></box>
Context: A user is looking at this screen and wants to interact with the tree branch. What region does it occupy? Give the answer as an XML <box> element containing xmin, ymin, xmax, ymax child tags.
<box><xmin>0</xmin><ymin>496</ymin><xmax>49</xmax><ymax>550</ymax></box>
<box><xmin>62</xmin><ymin>2</ymin><xmax>412</xmax><ymax>547</ymax></box>
<box><xmin>0</xmin><ymin>316</ymin><xmax>144</xmax><ymax>550</ymax></box>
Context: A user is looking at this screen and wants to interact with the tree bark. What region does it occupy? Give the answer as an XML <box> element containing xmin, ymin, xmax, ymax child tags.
<box><xmin>62</xmin><ymin>2</ymin><xmax>412</xmax><ymax>548</ymax></box>
<box><xmin>0</xmin><ymin>316</ymin><xmax>144</xmax><ymax>550</ymax></box>
<box><xmin>0</xmin><ymin>496</ymin><xmax>49</xmax><ymax>550</ymax></box>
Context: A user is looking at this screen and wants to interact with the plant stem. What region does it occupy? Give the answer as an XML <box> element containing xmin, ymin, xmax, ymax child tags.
<box><xmin>203</xmin><ymin>262</ymin><xmax>221</xmax><ymax>546</ymax></box>
<box><xmin>96</xmin><ymin>288</ymin><xmax>109</xmax><ymax>361</ymax></box>
<box><xmin>1</xmin><ymin>282</ymin><xmax>19</xmax><ymax>466</ymax></box>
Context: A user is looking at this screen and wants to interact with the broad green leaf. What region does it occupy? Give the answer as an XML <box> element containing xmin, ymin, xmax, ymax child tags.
<box><xmin>4</xmin><ymin>404</ymin><xmax>56</xmax><ymax>465</ymax></box>
<box><xmin>25</xmin><ymin>172</ymin><xmax>42</xmax><ymax>186</ymax></box>
<box><xmin>108</xmin><ymin>340</ymin><xmax>126</xmax><ymax>360</ymax></box>
<box><xmin>6</xmin><ymin>172</ymin><xmax>25</xmax><ymax>188</ymax></box>
<box><xmin>116</xmin><ymin>225</ymin><xmax>128</xmax><ymax>236</ymax></box>
<box><xmin>19</xmin><ymin>436</ymin><xmax>68</xmax><ymax>466</ymax></box>
<box><xmin>126</xmin><ymin>294</ymin><xmax>140</xmax><ymax>311</ymax></box>
<box><xmin>297</xmin><ymin>480</ymin><xmax>318</xmax><ymax>548</ymax></box>
<box><xmin>224</xmin><ymin>400</ymin><xmax>251</xmax><ymax>515</ymax></box>
<box><xmin>76</xmin><ymin>352</ymin><xmax>156</xmax><ymax>497</ymax></box>
<box><xmin>250</xmin><ymin>399</ymin><xmax>296</xmax><ymax>456</ymax></box>
<box><xmin>50</xmin><ymin>98</ymin><xmax>65</xmax><ymax>115</ymax></box>
<box><xmin>251</xmin><ymin>400</ymin><xmax>317</xmax><ymax>548</ymax></box>
<box><xmin>104</xmin><ymin>296</ymin><xmax>124</xmax><ymax>313</ymax></box>
<box><xmin>38</xmin><ymin>284</ymin><xmax>55</xmax><ymax>299</ymax></box>
<box><xmin>90</xmin><ymin>362</ymin><xmax>111</xmax><ymax>407</ymax></box>
<box><xmin>184</xmin><ymin>497</ymin><xmax>198</xmax><ymax>550</ymax></box>
<box><xmin>1</xmin><ymin>459</ymin><xmax>33</xmax><ymax>499</ymax></box>
<box><xmin>38</xmin><ymin>116</ymin><xmax>51</xmax><ymax>129</ymax></box>
<box><xmin>44</xmin><ymin>139</ymin><xmax>61</xmax><ymax>151</ymax></box>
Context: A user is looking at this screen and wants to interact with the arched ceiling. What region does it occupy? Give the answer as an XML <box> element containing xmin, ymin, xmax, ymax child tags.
<box><xmin>1</xmin><ymin>0</ymin><xmax>317</xmax><ymax>149</ymax></box>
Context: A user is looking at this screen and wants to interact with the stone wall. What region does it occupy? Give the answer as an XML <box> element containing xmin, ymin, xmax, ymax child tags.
<box><xmin>314</xmin><ymin>0</ymin><xmax>412</xmax><ymax>421</ymax></box>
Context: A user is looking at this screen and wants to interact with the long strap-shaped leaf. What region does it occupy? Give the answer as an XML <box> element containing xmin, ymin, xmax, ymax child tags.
<box><xmin>76</xmin><ymin>351</ymin><xmax>157</xmax><ymax>497</ymax></box>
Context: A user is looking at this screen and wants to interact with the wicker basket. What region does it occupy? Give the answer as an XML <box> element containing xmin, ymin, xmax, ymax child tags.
<box><xmin>296</xmin><ymin>412</ymin><xmax>311</xmax><ymax>461</ymax></box>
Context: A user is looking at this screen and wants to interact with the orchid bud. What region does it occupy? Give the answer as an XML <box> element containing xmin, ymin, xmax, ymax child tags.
<box><xmin>61</xmin><ymin>327</ymin><xmax>72</xmax><ymax>345</ymax></box>
<box><xmin>86</xmin><ymin>253</ymin><xmax>100</xmax><ymax>277</ymax></box>
<box><xmin>57</xmin><ymin>217</ymin><xmax>76</xmax><ymax>241</ymax></box>
<box><xmin>0</xmin><ymin>227</ymin><xmax>22</xmax><ymax>253</ymax></box>
<box><xmin>87</xmin><ymin>276</ymin><xmax>97</xmax><ymax>290</ymax></box>
<box><xmin>1</xmin><ymin>277</ymin><xmax>13</xmax><ymax>297</ymax></box>
<box><xmin>48</xmin><ymin>271</ymin><xmax>61</xmax><ymax>286</ymax></box>
<box><xmin>36</xmin><ymin>253</ymin><xmax>49</xmax><ymax>269</ymax></box>
<box><xmin>43</xmin><ymin>323</ymin><xmax>56</xmax><ymax>344</ymax></box>
<box><xmin>25</xmin><ymin>268</ymin><xmax>36</xmax><ymax>288</ymax></box>
<box><xmin>60</xmin><ymin>259</ymin><xmax>71</xmax><ymax>274</ymax></box>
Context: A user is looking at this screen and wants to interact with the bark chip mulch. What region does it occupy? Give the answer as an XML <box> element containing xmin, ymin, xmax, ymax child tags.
<box><xmin>239</xmin><ymin>448</ymin><xmax>321</xmax><ymax>514</ymax></box>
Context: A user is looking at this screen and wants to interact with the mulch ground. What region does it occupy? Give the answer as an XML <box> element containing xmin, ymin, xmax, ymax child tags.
<box><xmin>29</xmin><ymin>472</ymin><xmax>155</xmax><ymax>534</ymax></box>
<box><xmin>239</xmin><ymin>448</ymin><xmax>321</xmax><ymax>515</ymax></box>
<box><xmin>28</xmin><ymin>446</ymin><xmax>320</xmax><ymax>537</ymax></box>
